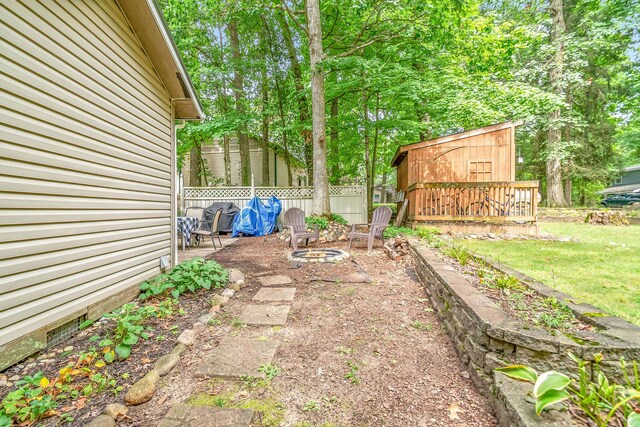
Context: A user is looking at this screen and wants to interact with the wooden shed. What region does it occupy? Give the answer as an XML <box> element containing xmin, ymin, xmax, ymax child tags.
<box><xmin>0</xmin><ymin>0</ymin><xmax>202</xmax><ymax>369</ymax></box>
<box><xmin>391</xmin><ymin>122</ymin><xmax>538</xmax><ymax>224</ymax></box>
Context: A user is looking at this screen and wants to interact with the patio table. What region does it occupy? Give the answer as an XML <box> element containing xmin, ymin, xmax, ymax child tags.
<box><xmin>177</xmin><ymin>216</ymin><xmax>200</xmax><ymax>250</ymax></box>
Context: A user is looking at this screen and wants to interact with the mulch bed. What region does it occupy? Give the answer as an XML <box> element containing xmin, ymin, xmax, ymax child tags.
<box><xmin>0</xmin><ymin>289</ymin><xmax>212</xmax><ymax>426</ymax></box>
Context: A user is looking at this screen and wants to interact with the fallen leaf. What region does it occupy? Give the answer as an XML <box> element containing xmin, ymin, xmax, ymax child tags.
<box><xmin>448</xmin><ymin>402</ymin><xmax>464</xmax><ymax>420</ymax></box>
<box><xmin>141</xmin><ymin>358</ymin><xmax>152</xmax><ymax>364</ymax></box>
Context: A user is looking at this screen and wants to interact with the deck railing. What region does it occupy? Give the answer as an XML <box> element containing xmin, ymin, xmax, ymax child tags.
<box><xmin>407</xmin><ymin>181</ymin><xmax>539</xmax><ymax>222</ymax></box>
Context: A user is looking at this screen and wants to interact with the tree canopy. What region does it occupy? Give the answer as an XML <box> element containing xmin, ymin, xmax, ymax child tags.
<box><xmin>160</xmin><ymin>0</ymin><xmax>640</xmax><ymax>209</ymax></box>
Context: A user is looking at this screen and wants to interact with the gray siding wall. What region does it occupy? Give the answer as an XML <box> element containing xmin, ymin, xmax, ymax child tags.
<box><xmin>0</xmin><ymin>0</ymin><xmax>173</xmax><ymax>349</ymax></box>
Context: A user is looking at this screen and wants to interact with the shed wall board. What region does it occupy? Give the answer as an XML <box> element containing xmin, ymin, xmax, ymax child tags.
<box><xmin>0</xmin><ymin>0</ymin><xmax>175</xmax><ymax>367</ymax></box>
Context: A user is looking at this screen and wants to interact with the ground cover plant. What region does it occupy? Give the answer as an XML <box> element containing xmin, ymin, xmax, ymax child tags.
<box><xmin>419</xmin><ymin>236</ymin><xmax>590</xmax><ymax>333</ymax></box>
<box><xmin>496</xmin><ymin>354</ymin><xmax>640</xmax><ymax>426</ymax></box>
<box><xmin>304</xmin><ymin>214</ymin><xmax>348</xmax><ymax>230</ymax></box>
<box><xmin>455</xmin><ymin>223</ymin><xmax>640</xmax><ymax>325</ymax></box>
<box><xmin>0</xmin><ymin>258</ymin><xmax>228</xmax><ymax>426</ymax></box>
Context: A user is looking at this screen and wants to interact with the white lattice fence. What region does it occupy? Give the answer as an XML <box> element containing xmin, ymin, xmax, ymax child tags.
<box><xmin>182</xmin><ymin>186</ymin><xmax>367</xmax><ymax>224</ymax></box>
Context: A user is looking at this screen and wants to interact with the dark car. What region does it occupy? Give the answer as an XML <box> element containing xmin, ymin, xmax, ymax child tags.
<box><xmin>600</xmin><ymin>192</ymin><xmax>640</xmax><ymax>207</ymax></box>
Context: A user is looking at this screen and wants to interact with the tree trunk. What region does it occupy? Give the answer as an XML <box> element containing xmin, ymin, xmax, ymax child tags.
<box><xmin>261</xmin><ymin>67</ymin><xmax>270</xmax><ymax>186</ymax></box>
<box><xmin>189</xmin><ymin>145</ymin><xmax>201</xmax><ymax>187</ymax></box>
<box><xmin>275</xmin><ymin>82</ymin><xmax>293</xmax><ymax>186</ymax></box>
<box><xmin>370</xmin><ymin>94</ymin><xmax>380</xmax><ymax>213</ymax></box>
<box><xmin>329</xmin><ymin>95</ymin><xmax>340</xmax><ymax>185</ymax></box>
<box><xmin>223</xmin><ymin>135</ymin><xmax>231</xmax><ymax>185</ymax></box>
<box><xmin>363</xmin><ymin>90</ymin><xmax>372</xmax><ymax>218</ymax></box>
<box><xmin>564</xmin><ymin>178</ymin><xmax>572</xmax><ymax>206</ymax></box>
<box><xmin>546</xmin><ymin>0</ymin><xmax>566</xmax><ymax>206</ymax></box>
<box><xmin>278</xmin><ymin>10</ymin><xmax>313</xmax><ymax>184</ymax></box>
<box><xmin>306</xmin><ymin>0</ymin><xmax>330</xmax><ymax>216</ymax></box>
<box><xmin>196</xmin><ymin>143</ymin><xmax>209</xmax><ymax>187</ymax></box>
<box><xmin>228</xmin><ymin>19</ymin><xmax>251</xmax><ymax>186</ymax></box>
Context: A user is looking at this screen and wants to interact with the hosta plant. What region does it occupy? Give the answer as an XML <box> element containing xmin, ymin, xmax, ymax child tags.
<box><xmin>496</xmin><ymin>353</ymin><xmax>640</xmax><ymax>427</ymax></box>
<box><xmin>139</xmin><ymin>258</ymin><xmax>228</xmax><ymax>299</ymax></box>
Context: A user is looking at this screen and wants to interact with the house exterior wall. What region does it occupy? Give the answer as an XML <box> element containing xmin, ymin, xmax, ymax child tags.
<box><xmin>182</xmin><ymin>138</ymin><xmax>306</xmax><ymax>187</ymax></box>
<box><xmin>0</xmin><ymin>0</ymin><xmax>174</xmax><ymax>368</ymax></box>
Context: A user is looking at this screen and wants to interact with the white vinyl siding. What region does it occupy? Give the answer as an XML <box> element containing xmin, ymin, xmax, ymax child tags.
<box><xmin>0</xmin><ymin>0</ymin><xmax>173</xmax><ymax>346</ymax></box>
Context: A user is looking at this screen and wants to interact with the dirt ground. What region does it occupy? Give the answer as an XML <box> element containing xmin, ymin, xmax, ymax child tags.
<box><xmin>127</xmin><ymin>235</ymin><xmax>497</xmax><ymax>427</ymax></box>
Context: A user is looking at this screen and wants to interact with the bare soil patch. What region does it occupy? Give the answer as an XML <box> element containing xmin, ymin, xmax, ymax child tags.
<box><xmin>141</xmin><ymin>236</ymin><xmax>496</xmax><ymax>427</ymax></box>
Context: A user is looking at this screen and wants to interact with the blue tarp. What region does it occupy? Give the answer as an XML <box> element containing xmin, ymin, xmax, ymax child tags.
<box><xmin>231</xmin><ymin>196</ymin><xmax>281</xmax><ymax>237</ymax></box>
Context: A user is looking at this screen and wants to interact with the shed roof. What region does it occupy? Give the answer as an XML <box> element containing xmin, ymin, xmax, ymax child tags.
<box><xmin>117</xmin><ymin>0</ymin><xmax>203</xmax><ymax>120</ymax></box>
<box><xmin>390</xmin><ymin>121</ymin><xmax>520</xmax><ymax>167</ymax></box>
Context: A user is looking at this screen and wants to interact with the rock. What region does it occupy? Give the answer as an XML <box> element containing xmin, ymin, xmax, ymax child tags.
<box><xmin>124</xmin><ymin>370</ymin><xmax>159</xmax><ymax>405</ymax></box>
<box><xmin>319</xmin><ymin>236</ymin><xmax>327</xmax><ymax>243</ymax></box>
<box><xmin>228</xmin><ymin>269</ymin><xmax>245</xmax><ymax>283</ymax></box>
<box><xmin>154</xmin><ymin>353</ymin><xmax>180</xmax><ymax>376</ymax></box>
<box><xmin>198</xmin><ymin>313</ymin><xmax>214</xmax><ymax>324</ymax></box>
<box><xmin>177</xmin><ymin>329</ymin><xmax>195</xmax><ymax>346</ymax></box>
<box><xmin>338</xmin><ymin>234</ymin><xmax>347</xmax><ymax>241</ymax></box>
<box><xmin>63</xmin><ymin>346</ymin><xmax>74</xmax><ymax>352</ymax></box>
<box><xmin>56</xmin><ymin>349</ymin><xmax>63</xmax><ymax>354</ymax></box>
<box><xmin>171</xmin><ymin>343</ymin><xmax>186</xmax><ymax>356</ymax></box>
<box><xmin>8</xmin><ymin>375</ymin><xmax>19</xmax><ymax>382</ymax></box>
<box><xmin>192</xmin><ymin>322</ymin><xmax>206</xmax><ymax>336</ymax></box>
<box><xmin>460</xmin><ymin>371</ymin><xmax>470</xmax><ymax>379</ymax></box>
<box><xmin>0</xmin><ymin>380</ymin><xmax>6</xmax><ymax>387</ymax></box>
<box><xmin>229</xmin><ymin>282</ymin><xmax>241</xmax><ymax>292</ymax></box>
<box><xmin>103</xmin><ymin>403</ymin><xmax>129</xmax><ymax>418</ymax></box>
<box><xmin>221</xmin><ymin>288</ymin><xmax>235</xmax><ymax>298</ymax></box>
<box><xmin>209</xmin><ymin>306</ymin><xmax>221</xmax><ymax>315</ymax></box>
<box><xmin>236</xmin><ymin>279</ymin><xmax>246</xmax><ymax>288</ymax></box>
<box><xmin>26</xmin><ymin>363</ymin><xmax>36</xmax><ymax>369</ymax></box>
<box><xmin>5</xmin><ymin>382</ymin><xmax>12</xmax><ymax>388</ymax></box>
<box><xmin>84</xmin><ymin>415</ymin><xmax>115</xmax><ymax>427</ymax></box>
<box><xmin>211</xmin><ymin>295</ymin><xmax>227</xmax><ymax>307</ymax></box>
<box><xmin>0</xmin><ymin>374</ymin><xmax>6</xmax><ymax>381</ymax></box>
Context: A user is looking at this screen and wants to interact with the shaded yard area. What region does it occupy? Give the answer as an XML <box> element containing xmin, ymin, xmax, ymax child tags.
<box><xmin>129</xmin><ymin>236</ymin><xmax>496</xmax><ymax>426</ymax></box>
<box><xmin>456</xmin><ymin>223</ymin><xmax>640</xmax><ymax>325</ymax></box>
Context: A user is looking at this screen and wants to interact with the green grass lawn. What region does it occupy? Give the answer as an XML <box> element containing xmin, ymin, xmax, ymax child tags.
<box><xmin>455</xmin><ymin>223</ymin><xmax>640</xmax><ymax>325</ymax></box>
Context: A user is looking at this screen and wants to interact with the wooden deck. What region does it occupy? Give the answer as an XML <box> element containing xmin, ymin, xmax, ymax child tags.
<box><xmin>406</xmin><ymin>181</ymin><xmax>539</xmax><ymax>223</ymax></box>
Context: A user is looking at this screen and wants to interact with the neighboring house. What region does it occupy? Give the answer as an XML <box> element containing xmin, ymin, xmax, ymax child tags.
<box><xmin>0</xmin><ymin>0</ymin><xmax>203</xmax><ymax>369</ymax></box>
<box><xmin>373</xmin><ymin>185</ymin><xmax>396</xmax><ymax>204</ymax></box>
<box><xmin>601</xmin><ymin>165</ymin><xmax>640</xmax><ymax>194</ymax></box>
<box><xmin>182</xmin><ymin>136</ymin><xmax>308</xmax><ymax>187</ymax></box>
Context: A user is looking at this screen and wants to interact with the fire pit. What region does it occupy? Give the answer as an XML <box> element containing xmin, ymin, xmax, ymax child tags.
<box><xmin>288</xmin><ymin>248</ymin><xmax>350</xmax><ymax>263</ymax></box>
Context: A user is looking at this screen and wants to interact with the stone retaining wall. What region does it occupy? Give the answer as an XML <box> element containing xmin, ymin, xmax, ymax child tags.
<box><xmin>410</xmin><ymin>241</ymin><xmax>640</xmax><ymax>425</ymax></box>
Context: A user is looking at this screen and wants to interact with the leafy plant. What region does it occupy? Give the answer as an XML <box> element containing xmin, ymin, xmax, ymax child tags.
<box><xmin>258</xmin><ymin>364</ymin><xmax>280</xmax><ymax>380</ymax></box>
<box><xmin>345</xmin><ymin>361</ymin><xmax>360</xmax><ymax>385</ymax></box>
<box><xmin>496</xmin><ymin>353</ymin><xmax>640</xmax><ymax>426</ymax></box>
<box><xmin>330</xmin><ymin>214</ymin><xmax>348</xmax><ymax>225</ymax></box>
<box><xmin>411</xmin><ymin>320</ymin><xmax>433</xmax><ymax>331</ymax></box>
<box><xmin>305</xmin><ymin>216</ymin><xmax>329</xmax><ymax>230</ymax></box>
<box><xmin>90</xmin><ymin>302</ymin><xmax>154</xmax><ymax>360</ymax></box>
<box><xmin>303</xmin><ymin>400</ymin><xmax>321</xmax><ymax>412</ymax></box>
<box><xmin>0</xmin><ymin>373</ymin><xmax>57</xmax><ymax>424</ymax></box>
<box><xmin>442</xmin><ymin>244</ymin><xmax>474</xmax><ymax>266</ymax></box>
<box><xmin>383</xmin><ymin>226</ymin><xmax>416</xmax><ymax>238</ymax></box>
<box><xmin>139</xmin><ymin>258</ymin><xmax>228</xmax><ymax>299</ymax></box>
<box><xmin>416</xmin><ymin>226</ymin><xmax>442</xmax><ymax>240</ymax></box>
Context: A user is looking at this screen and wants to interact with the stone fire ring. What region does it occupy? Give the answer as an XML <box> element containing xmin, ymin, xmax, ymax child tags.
<box><xmin>288</xmin><ymin>248</ymin><xmax>350</xmax><ymax>263</ymax></box>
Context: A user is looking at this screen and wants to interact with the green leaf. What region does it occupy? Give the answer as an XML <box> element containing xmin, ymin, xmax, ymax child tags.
<box><xmin>115</xmin><ymin>344</ymin><xmax>131</xmax><ymax>359</ymax></box>
<box><xmin>89</xmin><ymin>335</ymin><xmax>101</xmax><ymax>342</ymax></box>
<box><xmin>533</xmin><ymin>371</ymin><xmax>571</xmax><ymax>398</ymax></box>
<box><xmin>123</xmin><ymin>333</ymin><xmax>139</xmax><ymax>346</ymax></box>
<box><xmin>79</xmin><ymin>319</ymin><xmax>95</xmax><ymax>329</ymax></box>
<box><xmin>535</xmin><ymin>389</ymin><xmax>570</xmax><ymax>415</ymax></box>
<box><xmin>171</xmin><ymin>289</ymin><xmax>180</xmax><ymax>299</ymax></box>
<box><xmin>104</xmin><ymin>352</ymin><xmax>114</xmax><ymax>363</ymax></box>
<box><xmin>628</xmin><ymin>412</ymin><xmax>640</xmax><ymax>427</ymax></box>
<box><xmin>495</xmin><ymin>365</ymin><xmax>538</xmax><ymax>383</ymax></box>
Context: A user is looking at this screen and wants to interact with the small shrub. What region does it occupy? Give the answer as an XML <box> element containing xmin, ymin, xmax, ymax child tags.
<box><xmin>330</xmin><ymin>214</ymin><xmax>348</xmax><ymax>225</ymax></box>
<box><xmin>139</xmin><ymin>258</ymin><xmax>228</xmax><ymax>300</ymax></box>
<box><xmin>302</xmin><ymin>400</ymin><xmax>321</xmax><ymax>412</ymax></box>
<box><xmin>305</xmin><ymin>216</ymin><xmax>329</xmax><ymax>230</ymax></box>
<box><xmin>345</xmin><ymin>361</ymin><xmax>360</xmax><ymax>385</ymax></box>
<box><xmin>373</xmin><ymin>203</ymin><xmax>397</xmax><ymax>215</ymax></box>
<box><xmin>442</xmin><ymin>244</ymin><xmax>474</xmax><ymax>266</ymax></box>
<box><xmin>383</xmin><ymin>226</ymin><xmax>416</xmax><ymax>238</ymax></box>
<box><xmin>90</xmin><ymin>302</ymin><xmax>155</xmax><ymax>359</ymax></box>
<box><xmin>416</xmin><ymin>226</ymin><xmax>442</xmax><ymax>240</ymax></box>
<box><xmin>258</xmin><ymin>364</ymin><xmax>280</xmax><ymax>380</ymax></box>
<box><xmin>0</xmin><ymin>373</ymin><xmax>57</xmax><ymax>424</ymax></box>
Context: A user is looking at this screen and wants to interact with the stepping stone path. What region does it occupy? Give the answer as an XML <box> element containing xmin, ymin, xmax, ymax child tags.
<box><xmin>196</xmin><ymin>338</ymin><xmax>279</xmax><ymax>379</ymax></box>
<box><xmin>160</xmin><ymin>272</ymin><xmax>296</xmax><ymax>426</ymax></box>
<box><xmin>251</xmin><ymin>287</ymin><xmax>296</xmax><ymax>302</ymax></box>
<box><xmin>158</xmin><ymin>404</ymin><xmax>254</xmax><ymax>427</ymax></box>
<box><xmin>238</xmin><ymin>304</ymin><xmax>290</xmax><ymax>326</ymax></box>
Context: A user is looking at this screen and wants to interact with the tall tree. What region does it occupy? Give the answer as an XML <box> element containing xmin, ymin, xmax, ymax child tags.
<box><xmin>546</xmin><ymin>0</ymin><xmax>567</xmax><ymax>205</ymax></box>
<box><xmin>228</xmin><ymin>18</ymin><xmax>252</xmax><ymax>186</ymax></box>
<box><xmin>306</xmin><ymin>0</ymin><xmax>330</xmax><ymax>215</ymax></box>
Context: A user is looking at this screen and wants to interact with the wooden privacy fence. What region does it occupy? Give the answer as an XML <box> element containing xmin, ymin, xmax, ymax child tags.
<box><xmin>407</xmin><ymin>181</ymin><xmax>539</xmax><ymax>222</ymax></box>
<box><xmin>181</xmin><ymin>185</ymin><xmax>367</xmax><ymax>225</ymax></box>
